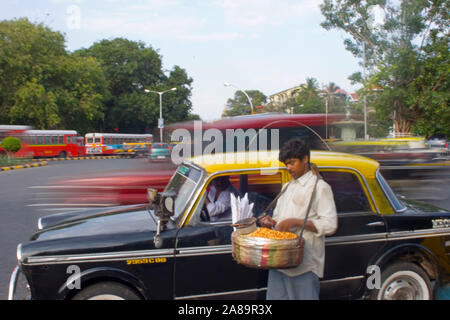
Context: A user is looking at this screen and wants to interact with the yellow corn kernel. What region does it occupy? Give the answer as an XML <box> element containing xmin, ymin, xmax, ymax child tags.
<box><xmin>247</xmin><ymin>227</ymin><xmax>297</xmax><ymax>240</ymax></box>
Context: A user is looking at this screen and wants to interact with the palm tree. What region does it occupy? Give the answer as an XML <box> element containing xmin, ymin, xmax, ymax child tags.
<box><xmin>302</xmin><ymin>77</ymin><xmax>320</xmax><ymax>100</ymax></box>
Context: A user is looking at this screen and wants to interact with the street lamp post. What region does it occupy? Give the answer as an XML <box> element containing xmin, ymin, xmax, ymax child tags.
<box><xmin>144</xmin><ymin>87</ymin><xmax>177</xmax><ymax>142</ymax></box>
<box><xmin>224</xmin><ymin>82</ymin><xmax>254</xmax><ymax>114</ymax></box>
<box><xmin>363</xmin><ymin>42</ymin><xmax>368</xmax><ymax>140</ymax></box>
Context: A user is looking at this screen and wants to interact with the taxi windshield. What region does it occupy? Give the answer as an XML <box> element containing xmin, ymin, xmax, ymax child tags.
<box><xmin>165</xmin><ymin>164</ymin><xmax>202</xmax><ymax>220</ymax></box>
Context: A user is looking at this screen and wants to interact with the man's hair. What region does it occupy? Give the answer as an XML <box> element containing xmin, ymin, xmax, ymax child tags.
<box><xmin>279</xmin><ymin>138</ymin><xmax>310</xmax><ymax>163</ymax></box>
<box><xmin>213</xmin><ymin>176</ymin><xmax>231</xmax><ymax>189</ymax></box>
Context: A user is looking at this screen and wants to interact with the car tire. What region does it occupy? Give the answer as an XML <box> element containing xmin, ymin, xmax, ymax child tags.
<box><xmin>370</xmin><ymin>262</ymin><xmax>432</xmax><ymax>300</ymax></box>
<box><xmin>72</xmin><ymin>282</ymin><xmax>141</xmax><ymax>300</ymax></box>
<box><xmin>58</xmin><ymin>151</ymin><xmax>67</xmax><ymax>158</ymax></box>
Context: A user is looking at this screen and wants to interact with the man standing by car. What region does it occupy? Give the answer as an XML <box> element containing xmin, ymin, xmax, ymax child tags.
<box><xmin>261</xmin><ymin>138</ymin><xmax>338</xmax><ymax>300</ymax></box>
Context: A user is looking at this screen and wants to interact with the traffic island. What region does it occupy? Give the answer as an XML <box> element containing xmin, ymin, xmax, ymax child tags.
<box><xmin>0</xmin><ymin>161</ymin><xmax>48</xmax><ymax>172</ymax></box>
<box><xmin>31</xmin><ymin>155</ymin><xmax>129</xmax><ymax>161</ymax></box>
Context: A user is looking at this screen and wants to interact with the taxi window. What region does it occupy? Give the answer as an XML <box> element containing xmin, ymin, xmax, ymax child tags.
<box><xmin>245</xmin><ymin>172</ymin><xmax>282</xmax><ymax>217</ymax></box>
<box><xmin>188</xmin><ymin>171</ymin><xmax>283</xmax><ymax>227</ymax></box>
<box><xmin>321</xmin><ymin>171</ymin><xmax>371</xmax><ymax>214</ymax></box>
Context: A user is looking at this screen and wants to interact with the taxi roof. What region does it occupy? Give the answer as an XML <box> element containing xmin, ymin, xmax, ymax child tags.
<box><xmin>188</xmin><ymin>150</ymin><xmax>380</xmax><ymax>178</ymax></box>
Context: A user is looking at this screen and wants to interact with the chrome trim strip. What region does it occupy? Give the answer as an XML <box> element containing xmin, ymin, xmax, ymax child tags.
<box><xmin>8</xmin><ymin>266</ymin><xmax>19</xmax><ymax>300</ymax></box>
<box><xmin>177</xmin><ymin>245</ymin><xmax>232</xmax><ymax>257</ymax></box>
<box><xmin>175</xmin><ymin>275</ymin><xmax>367</xmax><ymax>300</ymax></box>
<box><xmin>326</xmin><ymin>233</ymin><xmax>388</xmax><ymax>245</ymax></box>
<box><xmin>327</xmin><ymin>228</ymin><xmax>450</xmax><ymax>246</ymax></box>
<box><xmin>321</xmin><ymin>275</ymin><xmax>365</xmax><ymax>284</ymax></box>
<box><xmin>25</xmin><ymin>249</ymin><xmax>175</xmax><ymax>265</ymax></box>
<box><xmin>387</xmin><ymin>227</ymin><xmax>450</xmax><ymax>241</ymax></box>
<box><xmin>175</xmin><ymin>287</ymin><xmax>267</xmax><ymax>300</ymax></box>
<box><xmin>17</xmin><ymin>243</ymin><xmax>23</xmax><ymax>263</ymax></box>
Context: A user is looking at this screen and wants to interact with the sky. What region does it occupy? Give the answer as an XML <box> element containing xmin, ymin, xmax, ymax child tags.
<box><xmin>0</xmin><ymin>0</ymin><xmax>363</xmax><ymax>121</ymax></box>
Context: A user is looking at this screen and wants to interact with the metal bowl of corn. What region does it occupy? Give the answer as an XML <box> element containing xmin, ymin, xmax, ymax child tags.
<box><xmin>231</xmin><ymin>227</ymin><xmax>303</xmax><ymax>269</ymax></box>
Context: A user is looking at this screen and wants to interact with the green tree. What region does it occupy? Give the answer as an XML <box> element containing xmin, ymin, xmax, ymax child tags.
<box><xmin>223</xmin><ymin>90</ymin><xmax>267</xmax><ymax>117</ymax></box>
<box><xmin>0</xmin><ymin>18</ymin><xmax>108</xmax><ymax>133</ymax></box>
<box><xmin>0</xmin><ymin>18</ymin><xmax>65</xmax><ymax>124</ymax></box>
<box><xmin>294</xmin><ymin>78</ymin><xmax>326</xmax><ymax>114</ymax></box>
<box><xmin>320</xmin><ymin>0</ymin><xmax>449</xmax><ymax>136</ymax></box>
<box><xmin>76</xmin><ymin>38</ymin><xmax>197</xmax><ymax>133</ymax></box>
<box><xmin>323</xmin><ymin>82</ymin><xmax>348</xmax><ymax>114</ymax></box>
<box><xmin>1</xmin><ymin>136</ymin><xmax>21</xmax><ymax>159</ymax></box>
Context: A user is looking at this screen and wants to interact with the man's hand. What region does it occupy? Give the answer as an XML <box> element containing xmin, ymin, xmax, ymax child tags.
<box><xmin>276</xmin><ymin>218</ymin><xmax>302</xmax><ymax>232</ymax></box>
<box><xmin>259</xmin><ymin>215</ymin><xmax>276</xmax><ymax>229</ymax></box>
<box><xmin>276</xmin><ymin>218</ymin><xmax>318</xmax><ymax>233</ymax></box>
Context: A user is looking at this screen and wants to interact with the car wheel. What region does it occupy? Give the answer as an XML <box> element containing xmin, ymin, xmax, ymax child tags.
<box><xmin>371</xmin><ymin>262</ymin><xmax>432</xmax><ymax>300</ymax></box>
<box><xmin>72</xmin><ymin>282</ymin><xmax>141</xmax><ymax>300</ymax></box>
<box><xmin>58</xmin><ymin>151</ymin><xmax>67</xmax><ymax>158</ymax></box>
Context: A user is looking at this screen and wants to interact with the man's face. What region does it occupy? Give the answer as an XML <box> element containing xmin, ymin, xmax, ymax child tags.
<box><xmin>284</xmin><ymin>156</ymin><xmax>309</xmax><ymax>180</ymax></box>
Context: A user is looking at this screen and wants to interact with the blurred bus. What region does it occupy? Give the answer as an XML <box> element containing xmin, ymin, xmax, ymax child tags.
<box><xmin>19</xmin><ymin>130</ymin><xmax>80</xmax><ymax>158</ymax></box>
<box><xmin>166</xmin><ymin>113</ymin><xmax>346</xmax><ymax>153</ymax></box>
<box><xmin>0</xmin><ymin>125</ymin><xmax>32</xmax><ymax>138</ymax></box>
<box><xmin>1</xmin><ymin>126</ymin><xmax>86</xmax><ymax>158</ymax></box>
<box><xmin>85</xmin><ymin>133</ymin><xmax>153</xmax><ymax>155</ymax></box>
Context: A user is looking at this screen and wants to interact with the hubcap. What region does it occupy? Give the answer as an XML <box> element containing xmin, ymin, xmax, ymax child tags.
<box><xmin>88</xmin><ymin>294</ymin><xmax>125</xmax><ymax>300</ymax></box>
<box><xmin>383</xmin><ymin>278</ymin><xmax>422</xmax><ymax>300</ymax></box>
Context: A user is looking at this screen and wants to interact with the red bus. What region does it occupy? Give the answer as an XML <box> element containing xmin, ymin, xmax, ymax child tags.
<box><xmin>17</xmin><ymin>130</ymin><xmax>81</xmax><ymax>158</ymax></box>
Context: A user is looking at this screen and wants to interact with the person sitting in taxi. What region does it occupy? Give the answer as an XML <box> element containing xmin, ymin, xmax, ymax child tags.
<box><xmin>204</xmin><ymin>176</ymin><xmax>234</xmax><ymax>222</ymax></box>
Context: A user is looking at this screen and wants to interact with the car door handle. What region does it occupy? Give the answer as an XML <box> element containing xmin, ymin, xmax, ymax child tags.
<box><xmin>366</xmin><ymin>221</ymin><xmax>385</xmax><ymax>227</ymax></box>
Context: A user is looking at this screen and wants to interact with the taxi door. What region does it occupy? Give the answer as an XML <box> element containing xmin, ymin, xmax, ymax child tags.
<box><xmin>173</xmin><ymin>172</ymin><xmax>282</xmax><ymax>299</ymax></box>
<box><xmin>319</xmin><ymin>169</ymin><xmax>388</xmax><ymax>299</ymax></box>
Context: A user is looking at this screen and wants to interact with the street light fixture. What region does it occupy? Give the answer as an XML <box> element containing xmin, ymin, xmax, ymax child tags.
<box><xmin>224</xmin><ymin>82</ymin><xmax>254</xmax><ymax>114</ymax></box>
<box><xmin>144</xmin><ymin>87</ymin><xmax>177</xmax><ymax>142</ymax></box>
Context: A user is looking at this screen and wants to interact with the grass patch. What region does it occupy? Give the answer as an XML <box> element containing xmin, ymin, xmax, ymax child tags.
<box><xmin>0</xmin><ymin>155</ymin><xmax>32</xmax><ymax>167</ymax></box>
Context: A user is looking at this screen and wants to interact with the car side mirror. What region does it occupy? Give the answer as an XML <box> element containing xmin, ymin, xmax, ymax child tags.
<box><xmin>148</xmin><ymin>188</ymin><xmax>176</xmax><ymax>248</ymax></box>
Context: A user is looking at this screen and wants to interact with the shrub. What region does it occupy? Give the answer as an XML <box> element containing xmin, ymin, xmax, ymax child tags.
<box><xmin>1</xmin><ymin>137</ymin><xmax>22</xmax><ymax>158</ymax></box>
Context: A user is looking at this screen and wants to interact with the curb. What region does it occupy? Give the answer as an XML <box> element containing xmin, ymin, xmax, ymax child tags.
<box><xmin>0</xmin><ymin>161</ymin><xmax>48</xmax><ymax>172</ymax></box>
<box><xmin>31</xmin><ymin>155</ymin><xmax>130</xmax><ymax>161</ymax></box>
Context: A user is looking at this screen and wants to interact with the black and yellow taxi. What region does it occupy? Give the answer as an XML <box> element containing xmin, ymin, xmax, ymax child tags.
<box><xmin>9</xmin><ymin>150</ymin><xmax>450</xmax><ymax>300</ymax></box>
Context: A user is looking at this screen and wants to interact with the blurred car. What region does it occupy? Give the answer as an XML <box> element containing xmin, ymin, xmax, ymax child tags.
<box><xmin>30</xmin><ymin>170</ymin><xmax>175</xmax><ymax>208</ymax></box>
<box><xmin>426</xmin><ymin>133</ymin><xmax>449</xmax><ymax>150</ymax></box>
<box><xmin>329</xmin><ymin>137</ymin><xmax>448</xmax><ymax>166</ymax></box>
<box><xmin>10</xmin><ymin>150</ymin><xmax>450</xmax><ymax>300</ymax></box>
<box><xmin>149</xmin><ymin>142</ymin><xmax>172</xmax><ymax>161</ymax></box>
<box><xmin>118</xmin><ymin>143</ymin><xmax>151</xmax><ymax>158</ymax></box>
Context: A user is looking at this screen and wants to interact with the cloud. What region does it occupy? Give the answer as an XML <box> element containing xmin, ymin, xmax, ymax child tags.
<box><xmin>81</xmin><ymin>10</ymin><xmax>205</xmax><ymax>39</ymax></box>
<box><xmin>179</xmin><ymin>32</ymin><xmax>241</xmax><ymax>41</ymax></box>
<box><xmin>216</xmin><ymin>0</ymin><xmax>321</xmax><ymax>27</ymax></box>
